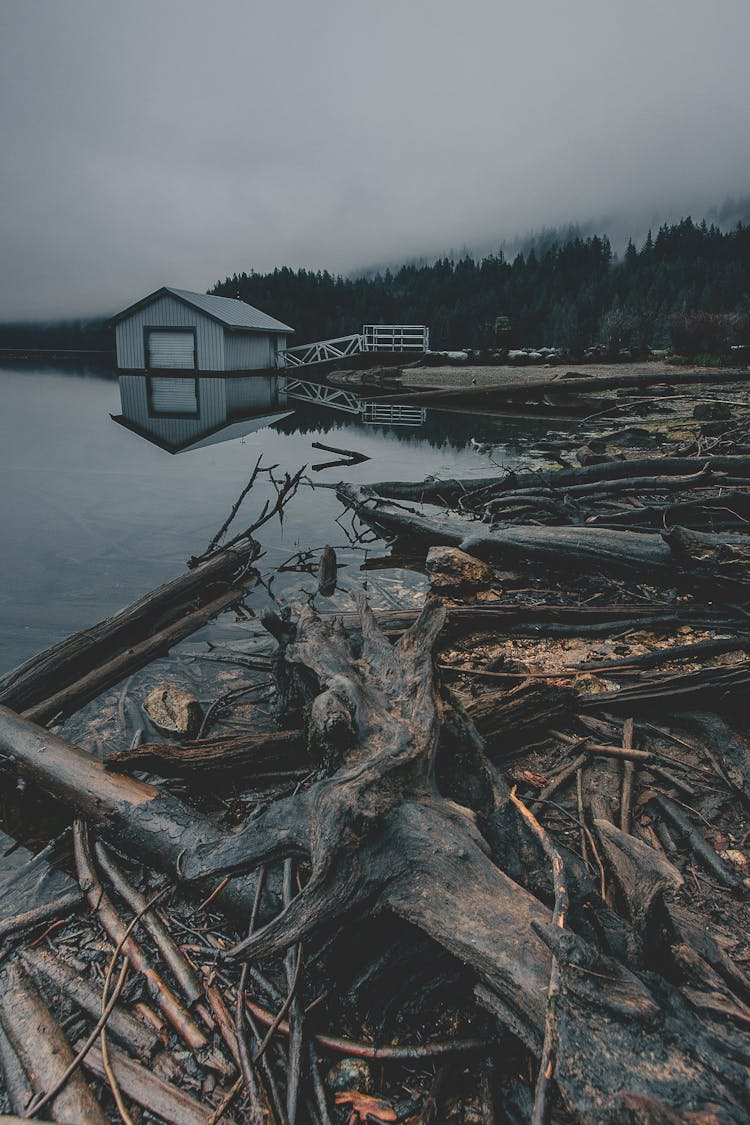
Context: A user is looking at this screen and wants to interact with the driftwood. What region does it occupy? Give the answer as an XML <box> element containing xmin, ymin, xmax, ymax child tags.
<box><xmin>0</xmin><ymin>829</ymin><xmax>81</xmax><ymax>940</ymax></box>
<box><xmin>339</xmin><ymin>485</ymin><xmax>750</xmax><ymax>592</ymax></box>
<box><xmin>0</xmin><ymin>704</ymin><xmax>260</xmax><ymax>921</ymax></box>
<box><xmin>20</xmin><ymin>946</ymin><xmax>159</xmax><ymax>1060</ymax></box>
<box><xmin>381</xmin><ymin>367</ymin><xmax>750</xmax><ymax>406</ymax></box>
<box><xmin>0</xmin><ymin>538</ymin><xmax>260</xmax><ymax>724</ymax></box>
<box><xmin>106</xmin><ymin>727</ymin><xmax>308</xmax><ymax>779</ymax></box>
<box><xmin>357</xmin><ymin>455</ymin><xmax>750</xmax><ymax>508</ymax></box>
<box><xmin>0</xmin><ymin>962</ymin><xmax>107</xmax><ymax>1124</ymax></box>
<box><xmin>463</xmin><ymin>680</ymin><xmax>576</xmax><ymax>753</ymax></box>
<box><xmin>179</xmin><ymin>597</ymin><xmax>750</xmax><ymax>1121</ymax></box>
<box><xmin>79</xmin><ymin>1039</ymin><xmax>215</xmax><ymax>1125</ymax></box>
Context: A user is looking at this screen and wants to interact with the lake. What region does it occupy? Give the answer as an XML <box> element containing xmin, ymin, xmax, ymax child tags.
<box><xmin>0</xmin><ymin>361</ymin><xmax>564</xmax><ymax>675</ymax></box>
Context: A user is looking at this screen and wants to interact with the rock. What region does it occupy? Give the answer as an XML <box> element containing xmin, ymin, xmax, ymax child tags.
<box><xmin>425</xmin><ymin>547</ymin><xmax>496</xmax><ymax>592</ymax></box>
<box><xmin>326</xmin><ymin>1057</ymin><xmax>373</xmax><ymax>1094</ymax></box>
<box><xmin>143</xmin><ymin>685</ymin><xmax>203</xmax><ymax>737</ymax></box>
<box><xmin>719</xmin><ymin>849</ymin><xmax>748</xmax><ymax>872</ymax></box>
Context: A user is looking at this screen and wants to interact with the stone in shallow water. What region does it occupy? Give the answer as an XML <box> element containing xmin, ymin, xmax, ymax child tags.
<box><xmin>144</xmin><ymin>684</ymin><xmax>203</xmax><ymax>736</ymax></box>
<box><xmin>425</xmin><ymin>546</ymin><xmax>495</xmax><ymax>592</ymax></box>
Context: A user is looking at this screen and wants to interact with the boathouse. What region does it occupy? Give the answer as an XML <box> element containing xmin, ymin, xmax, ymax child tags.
<box><xmin>112</xmin><ymin>287</ymin><xmax>293</xmax><ymax>373</ymax></box>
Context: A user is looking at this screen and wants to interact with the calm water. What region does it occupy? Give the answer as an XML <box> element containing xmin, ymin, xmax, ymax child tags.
<box><xmin>0</xmin><ymin>362</ymin><xmax>563</xmax><ymax>674</ymax></box>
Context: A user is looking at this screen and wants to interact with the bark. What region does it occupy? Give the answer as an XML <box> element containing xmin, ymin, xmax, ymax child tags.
<box><xmin>0</xmin><ymin>704</ymin><xmax>259</xmax><ymax>921</ymax></box>
<box><xmin>464</xmin><ymin>680</ymin><xmax>576</xmax><ymax>753</ymax></box>
<box><xmin>178</xmin><ymin>597</ymin><xmax>750</xmax><ymax>1122</ymax></box>
<box><xmin>0</xmin><ymin>962</ymin><xmax>107</xmax><ymax>1125</ymax></box>
<box><xmin>20</xmin><ymin>947</ymin><xmax>159</xmax><ymax>1060</ymax></box>
<box><xmin>361</xmin><ymin>455</ymin><xmax>750</xmax><ymax>507</ymax></box>
<box><xmin>106</xmin><ymin>728</ymin><xmax>308</xmax><ymax>780</ymax></box>
<box><xmin>79</xmin><ymin>1039</ymin><xmax>215</xmax><ymax>1125</ymax></box>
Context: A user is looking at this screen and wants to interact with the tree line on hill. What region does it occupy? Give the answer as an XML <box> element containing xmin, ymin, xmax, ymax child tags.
<box><xmin>212</xmin><ymin>217</ymin><xmax>750</xmax><ymax>358</ymax></box>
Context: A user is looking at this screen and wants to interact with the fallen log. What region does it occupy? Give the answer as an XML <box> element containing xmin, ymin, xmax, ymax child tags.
<box><xmin>20</xmin><ymin>947</ymin><xmax>159</xmax><ymax>1060</ymax></box>
<box><xmin>340</xmin><ymin>486</ymin><xmax>750</xmax><ymax>588</ymax></box>
<box><xmin>0</xmin><ymin>704</ymin><xmax>260</xmax><ymax>921</ymax></box>
<box><xmin>106</xmin><ymin>728</ymin><xmax>309</xmax><ymax>779</ymax></box>
<box><xmin>25</xmin><ymin>584</ymin><xmax>256</xmax><ymax>726</ymax></box>
<box><xmin>380</xmin><ymin>367</ymin><xmax>749</xmax><ymax>405</ymax></box>
<box><xmin>0</xmin><ymin>962</ymin><xmax>107</xmax><ymax>1124</ymax></box>
<box><xmin>0</xmin><ymin>533</ymin><xmax>260</xmax><ymax>711</ymax></box>
<box><xmin>79</xmin><ymin>1038</ymin><xmax>216</xmax><ymax>1125</ymax></box>
<box><xmin>361</xmin><ymin>455</ymin><xmax>750</xmax><ymax>507</ymax></box>
<box><xmin>464</xmin><ymin>680</ymin><xmax>576</xmax><ymax>753</ymax></box>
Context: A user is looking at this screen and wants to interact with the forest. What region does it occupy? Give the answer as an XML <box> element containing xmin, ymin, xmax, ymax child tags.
<box><xmin>212</xmin><ymin>217</ymin><xmax>750</xmax><ymax>356</ymax></box>
<box><xmin>1</xmin><ymin>216</ymin><xmax>749</xmax><ymax>359</ymax></box>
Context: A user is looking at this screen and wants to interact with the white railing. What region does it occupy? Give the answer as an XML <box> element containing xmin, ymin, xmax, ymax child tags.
<box><xmin>362</xmin><ymin>325</ymin><xmax>429</xmax><ymax>352</ymax></box>
<box><xmin>280</xmin><ymin>324</ymin><xmax>430</xmax><ymax>368</ymax></box>
<box><xmin>281</xmin><ymin>334</ymin><xmax>363</xmax><ymax>368</ymax></box>
<box><xmin>284</xmin><ymin>378</ymin><xmax>362</xmax><ymax>414</ymax></box>
<box><xmin>360</xmin><ymin>402</ymin><xmax>427</xmax><ymax>426</ymax></box>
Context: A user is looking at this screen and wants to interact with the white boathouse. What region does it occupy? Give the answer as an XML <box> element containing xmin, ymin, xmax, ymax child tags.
<box><xmin>112</xmin><ymin>287</ymin><xmax>293</xmax><ymax>373</ymax></box>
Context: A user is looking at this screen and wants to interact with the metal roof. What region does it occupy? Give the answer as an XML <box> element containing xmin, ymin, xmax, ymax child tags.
<box><xmin>111</xmin><ymin>286</ymin><xmax>294</xmax><ymax>334</ymax></box>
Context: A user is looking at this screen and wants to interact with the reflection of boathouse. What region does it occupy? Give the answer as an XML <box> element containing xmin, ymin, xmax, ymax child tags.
<box><xmin>112</xmin><ymin>374</ymin><xmax>292</xmax><ymax>453</ymax></box>
<box><xmin>111</xmin><ymin>287</ymin><xmax>293</xmax><ymax>373</ymax></box>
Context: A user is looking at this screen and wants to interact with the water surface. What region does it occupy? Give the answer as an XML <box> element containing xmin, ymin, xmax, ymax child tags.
<box><xmin>0</xmin><ymin>362</ymin><xmax>565</xmax><ymax>674</ymax></box>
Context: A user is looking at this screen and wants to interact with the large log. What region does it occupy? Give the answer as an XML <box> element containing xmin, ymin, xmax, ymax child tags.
<box><xmin>0</xmin><ymin>705</ymin><xmax>258</xmax><ymax>920</ymax></box>
<box><xmin>361</xmin><ymin>455</ymin><xmax>750</xmax><ymax>507</ymax></box>
<box><xmin>0</xmin><ymin>538</ymin><xmax>260</xmax><ymax>720</ymax></box>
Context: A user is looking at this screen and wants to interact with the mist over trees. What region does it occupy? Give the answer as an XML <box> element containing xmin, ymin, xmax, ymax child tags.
<box><xmin>212</xmin><ymin>217</ymin><xmax>750</xmax><ymax>355</ymax></box>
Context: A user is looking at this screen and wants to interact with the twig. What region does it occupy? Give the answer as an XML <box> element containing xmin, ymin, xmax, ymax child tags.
<box><xmin>620</xmin><ymin>718</ymin><xmax>635</xmax><ymax>835</ymax></box>
<box><xmin>244</xmin><ymin>998</ymin><xmax>491</xmax><ymax>1059</ymax></box>
<box><xmin>206</xmin><ymin>453</ymin><xmax>267</xmax><ymax>554</ymax></box>
<box><xmin>509</xmin><ymin>788</ymin><xmax>568</xmax><ymax>1125</ymax></box>
<box><xmin>23</xmin><ymin>886</ymin><xmax>169</xmax><ymax>1121</ymax></box>
<box><xmin>235</xmin><ymin>866</ymin><xmax>274</xmax><ymax>1124</ymax></box>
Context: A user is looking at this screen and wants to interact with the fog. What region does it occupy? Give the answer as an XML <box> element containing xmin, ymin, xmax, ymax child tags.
<box><xmin>1</xmin><ymin>0</ymin><xmax>748</xmax><ymax>319</ymax></box>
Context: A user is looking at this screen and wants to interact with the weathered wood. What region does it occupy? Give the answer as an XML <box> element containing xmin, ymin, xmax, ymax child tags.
<box><xmin>361</xmin><ymin>455</ymin><xmax>750</xmax><ymax>506</ymax></box>
<box><xmin>464</xmin><ymin>680</ymin><xmax>576</xmax><ymax>753</ymax></box>
<box><xmin>24</xmin><ymin>583</ymin><xmax>257</xmax><ymax>726</ymax></box>
<box><xmin>106</xmin><ymin>728</ymin><xmax>308</xmax><ymax>779</ymax></box>
<box><xmin>0</xmin><ymin>962</ymin><xmax>107</xmax><ymax>1125</ymax></box>
<box><xmin>179</xmin><ymin>598</ymin><xmax>750</xmax><ymax>1121</ymax></box>
<box><xmin>20</xmin><ymin>947</ymin><xmax>159</xmax><ymax>1060</ymax></box>
<box><xmin>0</xmin><ymin>704</ymin><xmax>259</xmax><ymax>920</ymax></box>
<box><xmin>79</xmin><ymin>1038</ymin><xmax>215</xmax><ymax>1125</ymax></box>
<box><xmin>381</xmin><ymin>367</ymin><xmax>750</xmax><ymax>406</ymax></box>
<box><xmin>0</xmin><ymin>538</ymin><xmax>260</xmax><ymax>716</ymax></box>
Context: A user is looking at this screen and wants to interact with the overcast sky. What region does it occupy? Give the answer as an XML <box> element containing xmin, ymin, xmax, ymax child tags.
<box><xmin>1</xmin><ymin>0</ymin><xmax>748</xmax><ymax>319</ymax></box>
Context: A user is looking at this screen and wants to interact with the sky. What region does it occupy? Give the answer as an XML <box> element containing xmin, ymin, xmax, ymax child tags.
<box><xmin>0</xmin><ymin>0</ymin><xmax>748</xmax><ymax>320</ymax></box>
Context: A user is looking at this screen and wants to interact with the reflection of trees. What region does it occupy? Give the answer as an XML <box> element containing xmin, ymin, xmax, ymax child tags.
<box><xmin>275</xmin><ymin>403</ymin><xmax>559</xmax><ymax>456</ymax></box>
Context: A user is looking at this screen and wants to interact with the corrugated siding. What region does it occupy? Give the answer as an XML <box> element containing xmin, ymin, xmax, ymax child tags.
<box><xmin>224</xmin><ymin>332</ymin><xmax>286</xmax><ymax>371</ymax></box>
<box><xmin>115</xmin><ymin>294</ymin><xmax>225</xmax><ymax>370</ymax></box>
<box><xmin>117</xmin><ymin>375</ymin><xmax>227</xmax><ymax>448</ymax></box>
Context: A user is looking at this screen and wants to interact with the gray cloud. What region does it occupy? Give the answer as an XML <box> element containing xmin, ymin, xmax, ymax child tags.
<box><xmin>1</xmin><ymin>0</ymin><xmax>749</xmax><ymax>318</ymax></box>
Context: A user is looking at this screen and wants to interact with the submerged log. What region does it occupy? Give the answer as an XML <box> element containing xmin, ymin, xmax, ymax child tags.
<box><xmin>179</xmin><ymin>597</ymin><xmax>750</xmax><ymax>1121</ymax></box>
<box><xmin>0</xmin><ymin>537</ymin><xmax>260</xmax><ymax>722</ymax></box>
